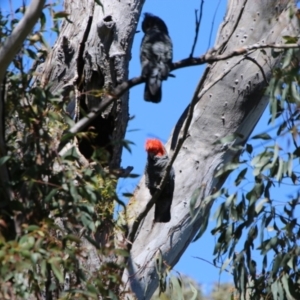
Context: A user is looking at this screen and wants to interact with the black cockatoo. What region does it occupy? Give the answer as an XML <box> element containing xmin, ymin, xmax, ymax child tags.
<box><xmin>145</xmin><ymin>138</ymin><xmax>175</xmax><ymax>222</ymax></box>
<box><xmin>140</xmin><ymin>13</ymin><xmax>173</xmax><ymax>103</ymax></box>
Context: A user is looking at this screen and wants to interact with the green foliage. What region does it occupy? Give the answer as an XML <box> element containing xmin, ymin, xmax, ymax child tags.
<box><xmin>151</xmin><ymin>273</ymin><xmax>237</xmax><ymax>300</ymax></box>
<box><xmin>3</xmin><ymin>2</ymin><xmax>300</xmax><ymax>299</ymax></box>
<box><xmin>0</xmin><ymin>5</ymin><xmax>125</xmax><ymax>299</ymax></box>
<box><xmin>152</xmin><ymin>272</ymin><xmax>203</xmax><ymax>300</ymax></box>
<box><xmin>206</xmin><ymin>47</ymin><xmax>300</xmax><ymax>300</ymax></box>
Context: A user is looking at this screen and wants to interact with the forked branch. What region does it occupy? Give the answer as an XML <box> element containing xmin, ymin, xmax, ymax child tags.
<box><xmin>60</xmin><ymin>41</ymin><xmax>300</xmax><ymax>149</ymax></box>
<box><xmin>126</xmin><ymin>54</ymin><xmax>247</xmax><ymax>246</ymax></box>
<box><xmin>189</xmin><ymin>0</ymin><xmax>204</xmax><ymax>58</ymax></box>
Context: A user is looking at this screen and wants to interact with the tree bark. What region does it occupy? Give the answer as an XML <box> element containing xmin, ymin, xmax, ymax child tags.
<box><xmin>39</xmin><ymin>0</ymin><xmax>143</xmax><ymax>169</ymax></box>
<box><xmin>37</xmin><ymin>0</ymin><xmax>144</xmax><ymax>274</ymax></box>
<box><xmin>123</xmin><ymin>0</ymin><xmax>299</xmax><ymax>299</ymax></box>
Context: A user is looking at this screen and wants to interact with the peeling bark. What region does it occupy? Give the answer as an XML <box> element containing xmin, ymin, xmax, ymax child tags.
<box><xmin>37</xmin><ymin>0</ymin><xmax>144</xmax><ymax>276</ymax></box>
<box><xmin>39</xmin><ymin>0</ymin><xmax>143</xmax><ymax>168</ymax></box>
<box><xmin>123</xmin><ymin>1</ymin><xmax>299</xmax><ymax>299</ymax></box>
<box><xmin>16</xmin><ymin>0</ymin><xmax>299</xmax><ymax>298</ymax></box>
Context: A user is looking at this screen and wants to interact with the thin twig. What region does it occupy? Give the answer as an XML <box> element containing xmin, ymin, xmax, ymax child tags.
<box><xmin>189</xmin><ymin>0</ymin><xmax>204</xmax><ymax>58</ymax></box>
<box><xmin>126</xmin><ymin>66</ymin><xmax>210</xmax><ymax>243</ymax></box>
<box><xmin>57</xmin><ymin>76</ymin><xmax>144</xmax><ymax>152</ymax></box>
<box><xmin>192</xmin><ymin>256</ymin><xmax>232</xmax><ymax>274</ymax></box>
<box><xmin>127</xmin><ymin>56</ymin><xmax>246</xmax><ymax>245</ymax></box>
<box><xmin>173</xmin><ymin>42</ymin><xmax>300</xmax><ymax>70</ymax></box>
<box><xmin>207</xmin><ymin>0</ymin><xmax>222</xmax><ymax>51</ymax></box>
<box><xmin>60</xmin><ymin>41</ymin><xmax>300</xmax><ymax>149</ymax></box>
<box><xmin>244</xmin><ymin>56</ymin><xmax>269</xmax><ymax>84</ymax></box>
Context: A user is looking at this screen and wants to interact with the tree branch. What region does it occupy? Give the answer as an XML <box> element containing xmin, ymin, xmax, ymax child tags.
<box><xmin>0</xmin><ymin>0</ymin><xmax>46</xmax><ymax>82</ymax></box>
<box><xmin>189</xmin><ymin>0</ymin><xmax>204</xmax><ymax>58</ymax></box>
<box><xmin>126</xmin><ymin>55</ymin><xmax>247</xmax><ymax>245</ymax></box>
<box><xmin>58</xmin><ymin>76</ymin><xmax>145</xmax><ymax>152</ymax></box>
<box><xmin>121</xmin><ymin>57</ymin><xmax>246</xmax><ymax>299</ymax></box>
<box><xmin>173</xmin><ymin>42</ymin><xmax>300</xmax><ymax>69</ymax></box>
<box><xmin>192</xmin><ymin>256</ymin><xmax>232</xmax><ymax>274</ymax></box>
<box><xmin>244</xmin><ymin>56</ymin><xmax>269</xmax><ymax>84</ymax></box>
<box><xmin>60</xmin><ymin>41</ymin><xmax>300</xmax><ymax>151</ymax></box>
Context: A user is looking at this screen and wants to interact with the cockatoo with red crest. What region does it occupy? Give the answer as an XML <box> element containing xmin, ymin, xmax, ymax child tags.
<box><xmin>144</xmin><ymin>138</ymin><xmax>175</xmax><ymax>222</ymax></box>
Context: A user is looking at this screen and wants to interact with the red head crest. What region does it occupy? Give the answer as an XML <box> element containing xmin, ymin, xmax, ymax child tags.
<box><xmin>145</xmin><ymin>139</ymin><xmax>166</xmax><ymax>157</ymax></box>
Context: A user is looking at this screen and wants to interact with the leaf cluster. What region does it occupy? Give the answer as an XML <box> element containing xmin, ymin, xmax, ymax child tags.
<box><xmin>0</xmin><ymin>6</ymin><xmax>125</xmax><ymax>299</ymax></box>
<box><xmin>201</xmin><ymin>47</ymin><xmax>300</xmax><ymax>300</ymax></box>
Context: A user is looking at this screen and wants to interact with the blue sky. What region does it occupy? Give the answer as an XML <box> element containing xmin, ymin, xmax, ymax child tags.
<box><xmin>0</xmin><ymin>0</ymin><xmax>253</xmax><ymax>292</ymax></box>
<box><xmin>3</xmin><ymin>0</ymin><xmax>299</xmax><ymax>295</ymax></box>
<box><xmin>119</xmin><ymin>0</ymin><xmax>300</xmax><ymax>293</ymax></box>
<box><xmin>118</xmin><ymin>0</ymin><xmax>233</xmax><ymax>290</ymax></box>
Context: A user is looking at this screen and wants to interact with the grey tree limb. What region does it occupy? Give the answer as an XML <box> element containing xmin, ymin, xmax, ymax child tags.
<box><xmin>38</xmin><ymin>0</ymin><xmax>145</xmax><ymax>288</ymax></box>
<box><xmin>0</xmin><ymin>0</ymin><xmax>45</xmax><ymax>82</ymax></box>
<box><xmin>60</xmin><ymin>40</ymin><xmax>300</xmax><ymax>148</ymax></box>
<box><xmin>122</xmin><ymin>1</ymin><xmax>298</xmax><ymax>299</ymax></box>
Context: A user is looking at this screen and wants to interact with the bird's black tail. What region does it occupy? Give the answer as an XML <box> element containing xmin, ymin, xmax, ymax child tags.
<box><xmin>154</xmin><ymin>198</ymin><xmax>171</xmax><ymax>222</ymax></box>
<box><xmin>144</xmin><ymin>68</ymin><xmax>162</xmax><ymax>102</ymax></box>
<box><xmin>144</xmin><ymin>82</ymin><xmax>161</xmax><ymax>103</ymax></box>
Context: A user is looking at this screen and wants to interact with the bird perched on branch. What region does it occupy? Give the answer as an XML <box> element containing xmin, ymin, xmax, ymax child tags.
<box><xmin>140</xmin><ymin>13</ymin><xmax>173</xmax><ymax>103</ymax></box>
<box><xmin>144</xmin><ymin>139</ymin><xmax>175</xmax><ymax>222</ymax></box>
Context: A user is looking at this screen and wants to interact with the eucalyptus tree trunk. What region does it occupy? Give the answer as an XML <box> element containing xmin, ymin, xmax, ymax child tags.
<box><xmin>31</xmin><ymin>0</ymin><xmax>299</xmax><ymax>298</ymax></box>
<box><xmin>123</xmin><ymin>0</ymin><xmax>299</xmax><ymax>299</ymax></box>
<box><xmin>39</xmin><ymin>0</ymin><xmax>143</xmax><ymax>169</ymax></box>
<box><xmin>37</xmin><ymin>0</ymin><xmax>144</xmax><ymax>273</ymax></box>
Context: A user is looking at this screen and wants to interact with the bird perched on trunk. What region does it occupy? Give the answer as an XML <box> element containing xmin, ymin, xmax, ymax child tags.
<box><xmin>144</xmin><ymin>138</ymin><xmax>175</xmax><ymax>222</ymax></box>
<box><xmin>140</xmin><ymin>13</ymin><xmax>173</xmax><ymax>103</ymax></box>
